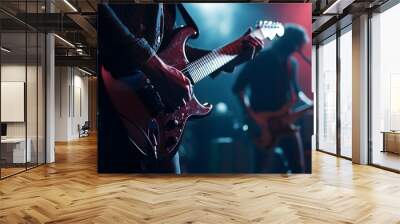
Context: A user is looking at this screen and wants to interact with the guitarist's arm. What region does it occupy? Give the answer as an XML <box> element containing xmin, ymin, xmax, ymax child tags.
<box><xmin>99</xmin><ymin>4</ymin><xmax>191</xmax><ymax>109</ymax></box>
<box><xmin>289</xmin><ymin>58</ymin><xmax>313</xmax><ymax>106</ymax></box>
<box><xmin>98</xmin><ymin>4</ymin><xmax>156</xmax><ymax>73</ymax></box>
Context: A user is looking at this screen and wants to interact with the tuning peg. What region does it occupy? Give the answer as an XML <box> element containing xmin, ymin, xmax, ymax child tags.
<box><xmin>256</xmin><ymin>20</ymin><xmax>263</xmax><ymax>28</ymax></box>
<box><xmin>277</xmin><ymin>23</ymin><xmax>285</xmax><ymax>37</ymax></box>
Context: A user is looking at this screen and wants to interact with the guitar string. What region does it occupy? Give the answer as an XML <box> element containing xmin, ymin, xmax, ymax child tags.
<box><xmin>186</xmin><ymin>49</ymin><xmax>215</xmax><ymax>82</ymax></box>
<box><xmin>192</xmin><ymin>50</ymin><xmax>214</xmax><ymax>81</ymax></box>
<box><xmin>180</xmin><ymin>31</ymin><xmax>268</xmax><ymax>83</ymax></box>
<box><xmin>181</xmin><ymin>33</ymin><xmax>241</xmax><ymax>75</ymax></box>
<box><xmin>186</xmin><ymin>50</ymin><xmax>216</xmax><ymax>83</ymax></box>
<box><xmin>190</xmin><ymin>46</ymin><xmax>236</xmax><ymax>83</ymax></box>
<box><xmin>192</xmin><ymin>51</ymin><xmax>232</xmax><ymax>83</ymax></box>
<box><xmin>183</xmin><ymin>48</ymin><xmax>236</xmax><ymax>83</ymax></box>
<box><xmin>180</xmin><ymin>25</ymin><xmax>274</xmax><ymax>79</ymax></box>
<box><xmin>182</xmin><ymin>47</ymin><xmax>225</xmax><ymax>74</ymax></box>
<box><xmin>192</xmin><ymin>51</ymin><xmax>221</xmax><ymax>83</ymax></box>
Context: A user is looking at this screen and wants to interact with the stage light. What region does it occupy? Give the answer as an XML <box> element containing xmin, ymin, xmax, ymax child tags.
<box><xmin>215</xmin><ymin>137</ymin><xmax>233</xmax><ymax>144</ymax></box>
<box><xmin>196</xmin><ymin>3</ymin><xmax>225</xmax><ymax>11</ymax></box>
<box><xmin>233</xmin><ymin>122</ymin><xmax>240</xmax><ymax>130</ymax></box>
<box><xmin>242</xmin><ymin>124</ymin><xmax>249</xmax><ymax>132</ymax></box>
<box><xmin>215</xmin><ymin>102</ymin><xmax>228</xmax><ymax>114</ymax></box>
<box><xmin>187</xmin><ymin>3</ymin><xmax>235</xmax><ymax>37</ymax></box>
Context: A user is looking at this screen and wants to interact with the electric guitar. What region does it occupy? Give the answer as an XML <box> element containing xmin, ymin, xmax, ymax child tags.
<box><xmin>101</xmin><ymin>21</ymin><xmax>285</xmax><ymax>160</ymax></box>
<box><xmin>247</xmin><ymin>101</ymin><xmax>313</xmax><ymax>150</ymax></box>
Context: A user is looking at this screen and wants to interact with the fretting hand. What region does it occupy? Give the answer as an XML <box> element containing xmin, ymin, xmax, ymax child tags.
<box><xmin>222</xmin><ymin>27</ymin><xmax>264</xmax><ymax>72</ymax></box>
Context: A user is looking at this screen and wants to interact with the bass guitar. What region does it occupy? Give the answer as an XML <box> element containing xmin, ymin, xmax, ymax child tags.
<box><xmin>101</xmin><ymin>21</ymin><xmax>284</xmax><ymax>160</ymax></box>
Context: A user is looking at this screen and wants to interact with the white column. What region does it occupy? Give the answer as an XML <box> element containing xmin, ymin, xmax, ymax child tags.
<box><xmin>352</xmin><ymin>14</ymin><xmax>369</xmax><ymax>164</ymax></box>
<box><xmin>46</xmin><ymin>33</ymin><xmax>55</xmax><ymax>163</ymax></box>
<box><xmin>46</xmin><ymin>1</ymin><xmax>55</xmax><ymax>163</ymax></box>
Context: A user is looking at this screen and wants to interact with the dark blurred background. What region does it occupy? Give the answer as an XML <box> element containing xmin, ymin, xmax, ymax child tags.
<box><xmin>175</xmin><ymin>3</ymin><xmax>313</xmax><ymax>173</ymax></box>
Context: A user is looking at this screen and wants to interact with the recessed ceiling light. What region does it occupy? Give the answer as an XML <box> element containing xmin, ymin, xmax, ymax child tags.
<box><xmin>322</xmin><ymin>0</ymin><xmax>354</xmax><ymax>15</ymax></box>
<box><xmin>54</xmin><ymin>34</ymin><xmax>75</xmax><ymax>48</ymax></box>
<box><xmin>63</xmin><ymin>0</ymin><xmax>78</xmax><ymax>12</ymax></box>
<box><xmin>1</xmin><ymin>47</ymin><xmax>11</xmax><ymax>53</ymax></box>
<box><xmin>78</xmin><ymin>67</ymin><xmax>93</xmax><ymax>76</ymax></box>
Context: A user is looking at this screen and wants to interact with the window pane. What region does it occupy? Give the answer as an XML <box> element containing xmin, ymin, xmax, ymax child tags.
<box><xmin>317</xmin><ymin>37</ymin><xmax>337</xmax><ymax>154</ymax></box>
<box><xmin>339</xmin><ymin>29</ymin><xmax>352</xmax><ymax>158</ymax></box>
<box><xmin>371</xmin><ymin>4</ymin><xmax>400</xmax><ymax>171</ymax></box>
<box><xmin>27</xmin><ymin>31</ymin><xmax>38</xmax><ymax>169</ymax></box>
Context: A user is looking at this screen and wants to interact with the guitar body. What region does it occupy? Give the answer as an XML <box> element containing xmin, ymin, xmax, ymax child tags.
<box><xmin>247</xmin><ymin>113</ymin><xmax>297</xmax><ymax>150</ymax></box>
<box><xmin>247</xmin><ymin>104</ymin><xmax>313</xmax><ymax>150</ymax></box>
<box><xmin>101</xmin><ymin>26</ymin><xmax>212</xmax><ymax>160</ymax></box>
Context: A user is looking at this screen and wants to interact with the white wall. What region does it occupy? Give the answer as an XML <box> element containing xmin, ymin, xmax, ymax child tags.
<box><xmin>55</xmin><ymin>67</ymin><xmax>69</xmax><ymax>141</ymax></box>
<box><xmin>72</xmin><ymin>73</ymin><xmax>89</xmax><ymax>138</ymax></box>
<box><xmin>55</xmin><ymin>67</ymin><xmax>89</xmax><ymax>141</ymax></box>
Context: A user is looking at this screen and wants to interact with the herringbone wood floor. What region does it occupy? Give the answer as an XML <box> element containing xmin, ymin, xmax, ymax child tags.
<box><xmin>1</xmin><ymin>135</ymin><xmax>400</xmax><ymax>224</ymax></box>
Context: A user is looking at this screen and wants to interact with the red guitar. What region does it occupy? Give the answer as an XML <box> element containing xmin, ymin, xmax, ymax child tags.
<box><xmin>101</xmin><ymin>21</ymin><xmax>284</xmax><ymax>160</ymax></box>
<box><xmin>247</xmin><ymin>102</ymin><xmax>313</xmax><ymax>150</ymax></box>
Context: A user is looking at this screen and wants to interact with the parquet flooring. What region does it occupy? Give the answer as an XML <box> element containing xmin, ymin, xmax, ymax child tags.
<box><xmin>1</xmin><ymin>135</ymin><xmax>400</xmax><ymax>223</ymax></box>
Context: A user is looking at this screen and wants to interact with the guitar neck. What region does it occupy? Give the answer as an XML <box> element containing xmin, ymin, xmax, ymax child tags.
<box><xmin>183</xmin><ymin>28</ymin><xmax>266</xmax><ymax>84</ymax></box>
<box><xmin>184</xmin><ymin>45</ymin><xmax>239</xmax><ymax>84</ymax></box>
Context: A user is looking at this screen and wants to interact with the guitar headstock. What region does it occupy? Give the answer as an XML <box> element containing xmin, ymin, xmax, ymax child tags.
<box><xmin>253</xmin><ymin>20</ymin><xmax>285</xmax><ymax>41</ymax></box>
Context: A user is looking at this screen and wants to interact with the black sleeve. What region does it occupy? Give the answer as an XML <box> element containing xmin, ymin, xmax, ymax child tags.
<box><xmin>98</xmin><ymin>4</ymin><xmax>156</xmax><ymax>73</ymax></box>
<box><xmin>232</xmin><ymin>63</ymin><xmax>251</xmax><ymax>94</ymax></box>
<box><xmin>290</xmin><ymin>58</ymin><xmax>301</xmax><ymax>94</ymax></box>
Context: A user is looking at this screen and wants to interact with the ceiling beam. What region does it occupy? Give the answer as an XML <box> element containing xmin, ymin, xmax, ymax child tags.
<box><xmin>322</xmin><ymin>0</ymin><xmax>356</xmax><ymax>14</ymax></box>
<box><xmin>55</xmin><ymin>55</ymin><xmax>96</xmax><ymax>69</ymax></box>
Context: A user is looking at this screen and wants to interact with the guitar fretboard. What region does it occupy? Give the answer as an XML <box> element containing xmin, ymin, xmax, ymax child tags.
<box><xmin>183</xmin><ymin>46</ymin><xmax>238</xmax><ymax>84</ymax></box>
<box><xmin>182</xmin><ymin>28</ymin><xmax>268</xmax><ymax>84</ymax></box>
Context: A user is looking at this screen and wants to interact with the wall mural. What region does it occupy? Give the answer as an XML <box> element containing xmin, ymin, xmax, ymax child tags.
<box><xmin>97</xmin><ymin>3</ymin><xmax>312</xmax><ymax>174</ymax></box>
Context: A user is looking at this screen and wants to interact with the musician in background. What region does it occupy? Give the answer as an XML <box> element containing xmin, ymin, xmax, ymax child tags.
<box><xmin>233</xmin><ymin>24</ymin><xmax>312</xmax><ymax>173</ymax></box>
<box><xmin>98</xmin><ymin>3</ymin><xmax>263</xmax><ymax>173</ymax></box>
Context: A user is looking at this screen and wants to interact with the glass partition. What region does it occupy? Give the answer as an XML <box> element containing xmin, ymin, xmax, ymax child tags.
<box><xmin>0</xmin><ymin>1</ymin><xmax>46</xmax><ymax>179</ymax></box>
<box><xmin>371</xmin><ymin>4</ymin><xmax>400</xmax><ymax>171</ymax></box>
<box><xmin>317</xmin><ymin>36</ymin><xmax>337</xmax><ymax>154</ymax></box>
<box><xmin>1</xmin><ymin>31</ymin><xmax>28</xmax><ymax>177</ymax></box>
<box><xmin>38</xmin><ymin>32</ymin><xmax>45</xmax><ymax>165</ymax></box>
<box><xmin>339</xmin><ymin>27</ymin><xmax>352</xmax><ymax>158</ymax></box>
<box><xmin>27</xmin><ymin>31</ymin><xmax>38</xmax><ymax>169</ymax></box>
